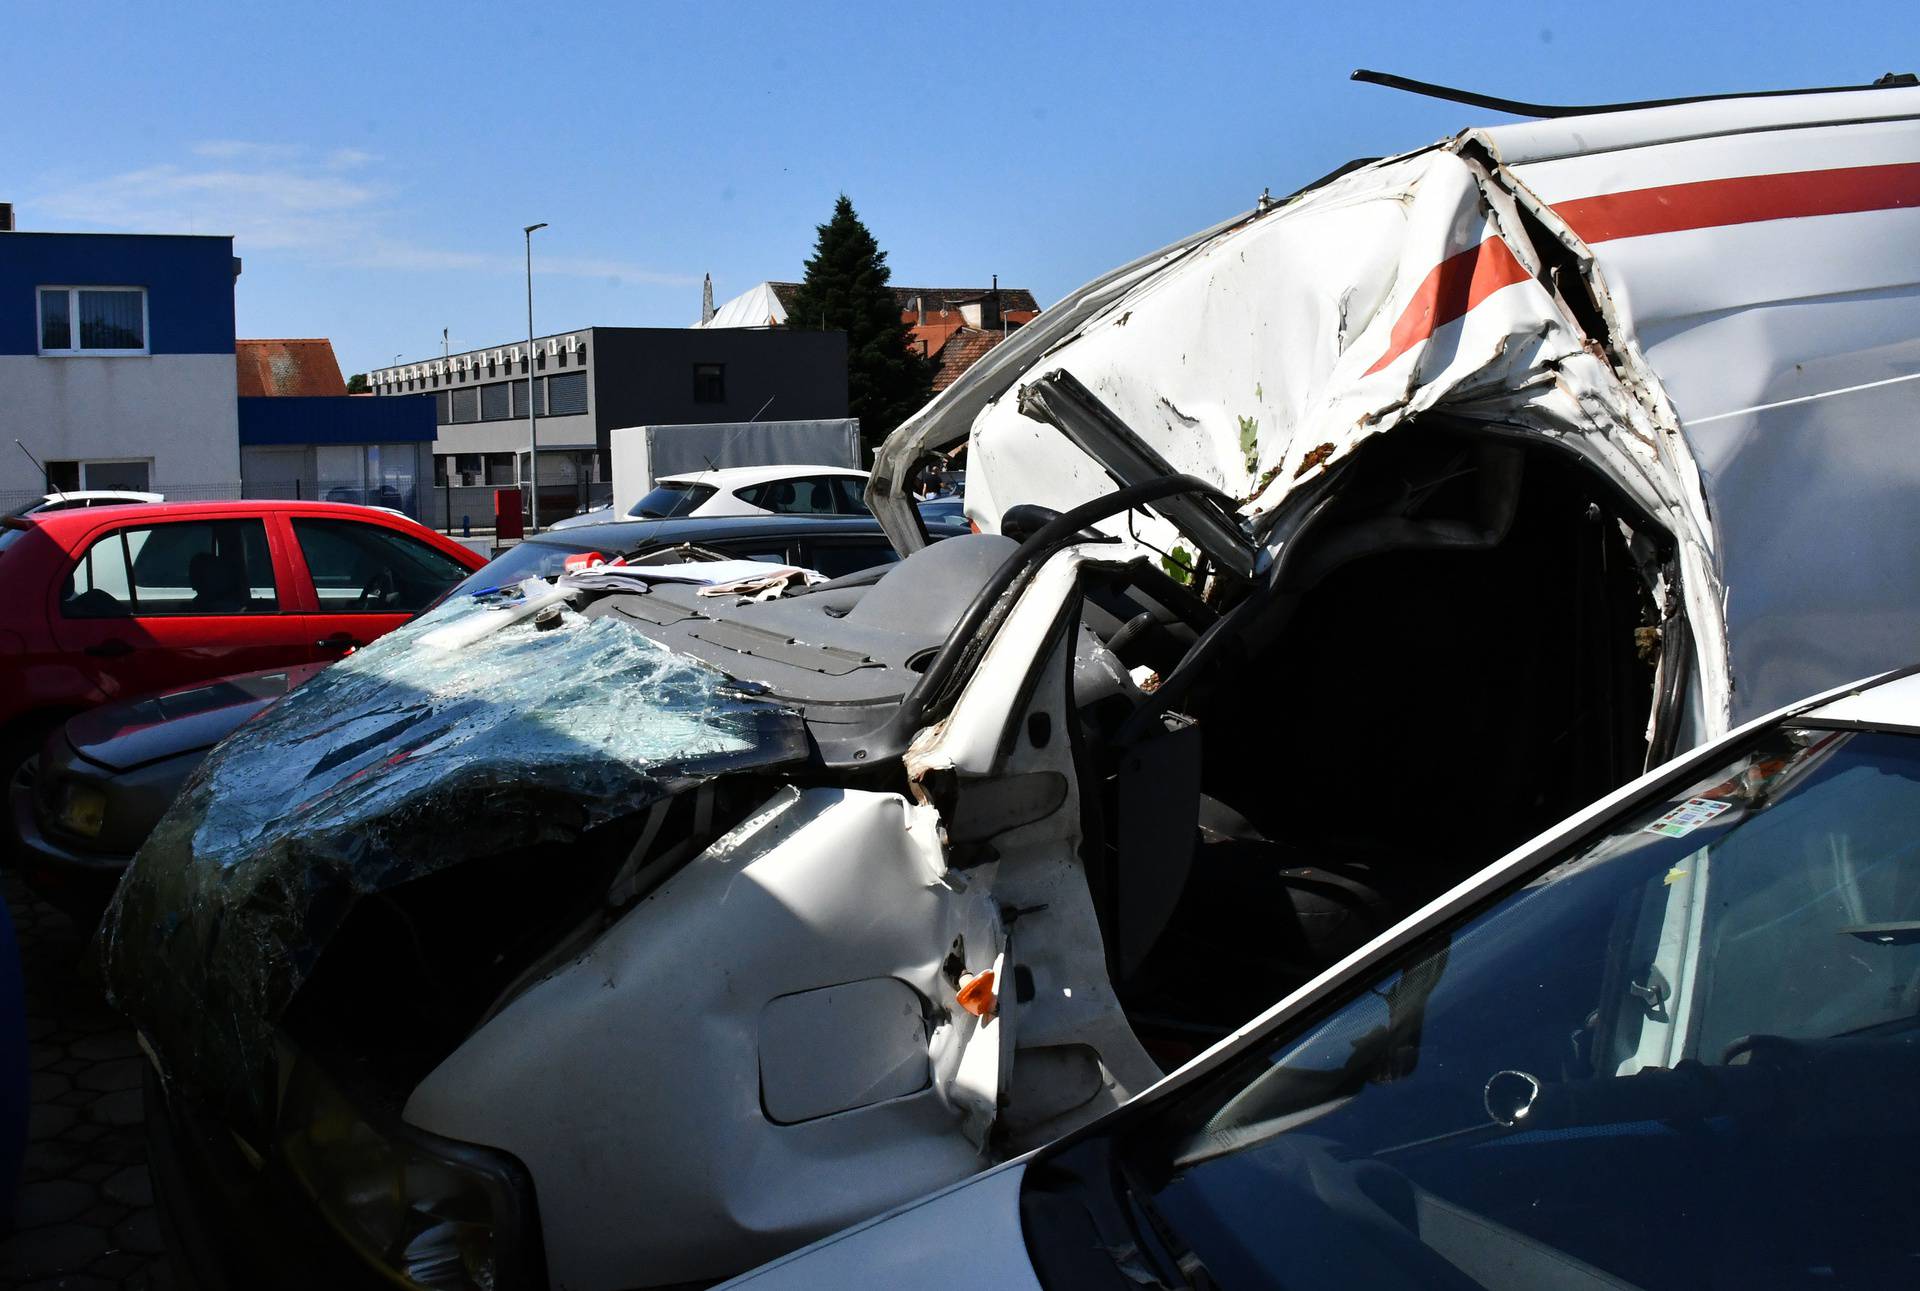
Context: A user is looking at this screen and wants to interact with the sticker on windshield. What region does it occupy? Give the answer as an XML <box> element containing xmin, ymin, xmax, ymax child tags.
<box><xmin>1644</xmin><ymin>797</ymin><xmax>1732</xmax><ymax>838</ymax></box>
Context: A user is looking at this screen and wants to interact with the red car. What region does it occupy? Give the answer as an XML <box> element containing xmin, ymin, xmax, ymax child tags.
<box><xmin>0</xmin><ymin>500</ymin><xmax>485</xmax><ymax>792</ymax></box>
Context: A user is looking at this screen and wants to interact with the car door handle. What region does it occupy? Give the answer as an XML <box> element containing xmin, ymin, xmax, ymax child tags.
<box><xmin>315</xmin><ymin>633</ymin><xmax>361</xmax><ymax>652</ymax></box>
<box><xmin>84</xmin><ymin>638</ymin><xmax>133</xmax><ymax>658</ymax></box>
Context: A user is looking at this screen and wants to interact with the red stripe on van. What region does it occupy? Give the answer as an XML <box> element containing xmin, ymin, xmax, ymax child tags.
<box><xmin>1364</xmin><ymin>161</ymin><xmax>1920</xmax><ymax>375</ymax></box>
<box><xmin>1363</xmin><ymin>237</ymin><xmax>1529</xmax><ymax>375</ymax></box>
<box><xmin>1555</xmin><ymin>160</ymin><xmax>1920</xmax><ymax>244</ymax></box>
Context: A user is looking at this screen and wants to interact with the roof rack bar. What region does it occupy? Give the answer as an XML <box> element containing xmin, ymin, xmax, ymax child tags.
<box><xmin>1350</xmin><ymin>68</ymin><xmax>1919</xmax><ymax>120</ymax></box>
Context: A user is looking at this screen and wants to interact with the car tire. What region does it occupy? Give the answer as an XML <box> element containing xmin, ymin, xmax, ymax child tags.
<box><xmin>0</xmin><ymin>716</ymin><xmax>65</xmax><ymax>869</ymax></box>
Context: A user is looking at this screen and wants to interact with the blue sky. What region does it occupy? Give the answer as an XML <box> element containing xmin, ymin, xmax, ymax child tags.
<box><xmin>8</xmin><ymin>1</ymin><xmax>1917</xmax><ymax>376</ymax></box>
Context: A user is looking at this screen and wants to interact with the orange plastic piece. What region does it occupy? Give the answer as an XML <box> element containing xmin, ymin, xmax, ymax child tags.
<box><xmin>956</xmin><ymin>970</ymin><xmax>997</xmax><ymax>1019</ymax></box>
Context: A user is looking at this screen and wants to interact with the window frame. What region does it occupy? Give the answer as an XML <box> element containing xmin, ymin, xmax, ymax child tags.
<box><xmin>77</xmin><ymin>459</ymin><xmax>153</xmax><ymax>492</ymax></box>
<box><xmin>60</xmin><ymin>517</ymin><xmax>281</xmax><ymax>619</ymax></box>
<box><xmin>38</xmin><ymin>286</ymin><xmax>150</xmax><ymax>357</ymax></box>
<box><xmin>693</xmin><ymin>362</ymin><xmax>726</xmax><ymax>404</ymax></box>
<box><xmin>288</xmin><ymin>516</ymin><xmax>473</xmax><ymax>617</ymax></box>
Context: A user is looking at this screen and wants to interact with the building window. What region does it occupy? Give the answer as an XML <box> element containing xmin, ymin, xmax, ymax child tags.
<box><xmin>484</xmin><ymin>452</ymin><xmax>516</xmax><ymax>485</ymax></box>
<box><xmin>46</xmin><ymin>459</ymin><xmax>152</xmax><ymax>493</ymax></box>
<box><xmin>546</xmin><ymin>371</ymin><xmax>588</xmax><ymax>416</ymax></box>
<box><xmin>435</xmin><ymin>393</ymin><xmax>452</xmax><ymax>424</ymax></box>
<box><xmin>694</xmin><ymin>363</ymin><xmax>725</xmax><ymax>403</ymax></box>
<box><xmin>449</xmin><ymin>388</ymin><xmax>479</xmax><ymax>423</ymax></box>
<box><xmin>39</xmin><ymin>287</ymin><xmax>147</xmax><ymax>355</ymax></box>
<box><xmin>480</xmin><ymin>382</ymin><xmax>510</xmax><ymax>421</ymax></box>
<box><xmin>510</xmin><ymin>377</ymin><xmax>542</xmax><ymax>419</ymax></box>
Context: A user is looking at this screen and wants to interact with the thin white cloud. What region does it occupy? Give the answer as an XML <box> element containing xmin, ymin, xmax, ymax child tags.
<box><xmin>190</xmin><ymin>140</ymin><xmax>304</xmax><ymax>163</ymax></box>
<box><xmin>26</xmin><ymin>144</ymin><xmax>694</xmax><ymax>286</ymax></box>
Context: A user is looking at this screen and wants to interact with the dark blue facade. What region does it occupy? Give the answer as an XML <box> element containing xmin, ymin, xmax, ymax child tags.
<box><xmin>238</xmin><ymin>395</ymin><xmax>437</xmax><ymax>447</ymax></box>
<box><xmin>0</xmin><ymin>232</ymin><xmax>237</xmax><ymax>357</ymax></box>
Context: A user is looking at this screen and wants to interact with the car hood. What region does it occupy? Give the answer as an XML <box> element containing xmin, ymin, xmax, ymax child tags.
<box><xmin>65</xmin><ymin>664</ymin><xmax>330</xmax><ymax>773</ymax></box>
<box><xmin>100</xmin><ymin>588</ymin><xmax>807</xmax><ymax>1122</ymax></box>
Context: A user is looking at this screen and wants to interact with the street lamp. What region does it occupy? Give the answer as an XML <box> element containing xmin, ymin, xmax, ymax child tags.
<box><xmin>524</xmin><ymin>222</ymin><xmax>548</xmax><ymax>533</ymax></box>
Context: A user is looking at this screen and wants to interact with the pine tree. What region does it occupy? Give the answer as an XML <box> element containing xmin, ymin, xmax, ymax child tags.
<box><xmin>784</xmin><ymin>195</ymin><xmax>934</xmax><ymax>452</ymax></box>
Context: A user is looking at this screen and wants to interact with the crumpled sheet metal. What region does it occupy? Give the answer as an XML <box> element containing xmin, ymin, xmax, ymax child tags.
<box><xmin>101</xmin><ymin>590</ymin><xmax>807</xmax><ymax>1116</ymax></box>
<box><xmin>890</xmin><ymin>144</ymin><xmax>1729</xmax><ymax>724</ymax></box>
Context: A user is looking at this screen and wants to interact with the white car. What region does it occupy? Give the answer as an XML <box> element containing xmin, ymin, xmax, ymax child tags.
<box><xmin>548</xmin><ymin>465</ymin><xmax>871</xmax><ymax>529</ymax></box>
<box><xmin>110</xmin><ymin>80</ymin><xmax>1920</xmax><ymax>1291</ymax></box>
<box><xmin>7</xmin><ymin>489</ymin><xmax>163</xmax><ymax>517</ymax></box>
<box><xmin>727</xmin><ymin>665</ymin><xmax>1920</xmax><ymax>1289</ymax></box>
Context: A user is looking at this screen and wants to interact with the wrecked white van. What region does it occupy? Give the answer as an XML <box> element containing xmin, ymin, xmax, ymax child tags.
<box><xmin>110</xmin><ymin>80</ymin><xmax>1920</xmax><ymax>1290</ymax></box>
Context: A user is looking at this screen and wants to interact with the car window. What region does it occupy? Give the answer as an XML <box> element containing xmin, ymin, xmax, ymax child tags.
<box><xmin>63</xmin><ymin>520</ymin><xmax>278</xmax><ymax>617</ymax></box>
<box><xmin>707</xmin><ymin>543</ymin><xmax>790</xmax><ymax>566</ymax></box>
<box><xmin>1090</xmin><ymin>725</ymin><xmax>1920</xmax><ymax>1291</ymax></box>
<box><xmin>630</xmin><ymin>483</ymin><xmax>717</xmax><ymax>519</ymax></box>
<box><xmin>801</xmin><ymin>538</ymin><xmax>897</xmax><ymax>579</ymax></box>
<box><xmin>747</xmin><ymin>477</ymin><xmax>838</xmax><ymax>515</ymax></box>
<box><xmin>292</xmin><ymin>518</ymin><xmax>470</xmax><ymax>615</ymax></box>
<box><xmin>829</xmin><ymin>477</ymin><xmax>872</xmax><ymax>515</ymax></box>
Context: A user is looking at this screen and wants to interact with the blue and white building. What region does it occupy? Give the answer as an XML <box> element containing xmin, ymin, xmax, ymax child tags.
<box><xmin>1</xmin><ymin>210</ymin><xmax>243</xmax><ymax>506</ymax></box>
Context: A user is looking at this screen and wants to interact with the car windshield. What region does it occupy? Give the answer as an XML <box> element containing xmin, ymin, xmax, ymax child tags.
<box><xmin>1098</xmin><ymin>724</ymin><xmax>1920</xmax><ymax>1290</ymax></box>
<box><xmin>631</xmin><ymin>482</ymin><xmax>717</xmax><ymax>519</ymax></box>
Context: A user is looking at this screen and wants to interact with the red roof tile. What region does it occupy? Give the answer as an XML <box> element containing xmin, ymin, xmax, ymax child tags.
<box><xmin>236</xmin><ymin>338</ymin><xmax>347</xmax><ymax>398</ymax></box>
<box><xmin>931</xmin><ymin>327</ymin><xmax>1008</xmax><ymax>393</ymax></box>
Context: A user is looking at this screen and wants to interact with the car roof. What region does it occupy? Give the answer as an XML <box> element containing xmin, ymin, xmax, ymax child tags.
<box><xmin>1799</xmin><ymin>667</ymin><xmax>1920</xmax><ymax>730</ymax></box>
<box><xmin>521</xmin><ymin>512</ymin><xmax>968</xmax><ymax>550</ymax></box>
<box><xmin>38</xmin><ymin>490</ymin><xmax>165</xmax><ymax>504</ymax></box>
<box><xmin>11</xmin><ymin>500</ymin><xmax>483</xmax><ymax>566</ymax></box>
<box><xmin>656</xmin><ymin>464</ymin><xmax>867</xmax><ymax>488</ymax></box>
<box><xmin>18</xmin><ymin>498</ymin><xmax>419</xmax><ymax>532</ymax></box>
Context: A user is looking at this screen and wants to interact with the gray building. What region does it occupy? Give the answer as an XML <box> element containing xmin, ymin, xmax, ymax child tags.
<box><xmin>370</xmin><ymin>326</ymin><xmax>847</xmax><ymax>527</ymax></box>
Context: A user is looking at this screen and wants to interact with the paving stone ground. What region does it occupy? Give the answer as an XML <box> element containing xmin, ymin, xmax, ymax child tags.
<box><xmin>2</xmin><ymin>872</ymin><xmax>173</xmax><ymax>1289</ymax></box>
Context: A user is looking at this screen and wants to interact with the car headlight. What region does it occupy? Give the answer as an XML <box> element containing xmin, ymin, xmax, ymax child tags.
<box><xmin>57</xmin><ymin>783</ymin><xmax>108</xmax><ymax>839</ymax></box>
<box><xmin>278</xmin><ymin>1054</ymin><xmax>541</xmax><ymax>1290</ymax></box>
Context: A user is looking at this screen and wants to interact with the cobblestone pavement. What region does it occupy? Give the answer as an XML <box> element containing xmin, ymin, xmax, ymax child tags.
<box><xmin>2</xmin><ymin>871</ymin><xmax>173</xmax><ymax>1289</ymax></box>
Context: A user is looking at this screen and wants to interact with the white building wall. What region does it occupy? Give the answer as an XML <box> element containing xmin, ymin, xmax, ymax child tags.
<box><xmin>0</xmin><ymin>353</ymin><xmax>241</xmax><ymax>499</ymax></box>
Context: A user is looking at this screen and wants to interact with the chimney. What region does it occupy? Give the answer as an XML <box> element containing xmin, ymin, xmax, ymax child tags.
<box><xmin>701</xmin><ymin>273</ymin><xmax>715</xmax><ymax>325</ymax></box>
<box><xmin>916</xmin><ymin>295</ymin><xmax>925</xmax><ymax>325</ymax></box>
<box><xmin>0</xmin><ymin>203</ymin><xmax>14</xmax><ymax>232</ymax></box>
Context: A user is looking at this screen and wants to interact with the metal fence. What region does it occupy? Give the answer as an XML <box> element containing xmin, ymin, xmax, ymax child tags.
<box><xmin>422</xmin><ymin>480</ymin><xmax>613</xmax><ymax>535</ymax></box>
<box><xmin>2</xmin><ymin>478</ymin><xmax>426</xmax><ymax>519</ymax></box>
<box><xmin>4</xmin><ymin>476</ymin><xmax>615</xmax><ymax>536</ymax></box>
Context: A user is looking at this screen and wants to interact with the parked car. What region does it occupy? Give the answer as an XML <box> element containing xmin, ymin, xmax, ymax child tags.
<box><xmin>10</xmin><ymin>664</ymin><xmax>326</xmax><ymax>923</ymax></box>
<box><xmin>0</xmin><ymin>500</ymin><xmax>485</xmax><ymax>806</ymax></box>
<box><xmin>560</xmin><ymin>476</ymin><xmax>967</xmax><ymax>526</ymax></box>
<box><xmin>914</xmin><ymin>494</ymin><xmax>967</xmax><ymax>525</ymax></box>
<box><xmin>322</xmin><ymin>483</ymin><xmax>407</xmax><ymax>512</ymax></box>
<box><xmin>7</xmin><ymin>489</ymin><xmax>164</xmax><ymax>517</ymax></box>
<box><xmin>11</xmin><ymin>513</ymin><xmax>966</xmax><ymax>922</ymax></box>
<box><xmin>547</xmin><ymin>465</ymin><xmax>872</xmax><ymax>529</ymax></box>
<box><xmin>460</xmin><ymin>510</ymin><xmax>969</xmax><ymax>588</ymax></box>
<box><xmin>727</xmin><ymin>665</ymin><xmax>1920</xmax><ymax>1290</ymax></box>
<box><xmin>106</xmin><ymin>81</ymin><xmax>1920</xmax><ymax>1291</ymax></box>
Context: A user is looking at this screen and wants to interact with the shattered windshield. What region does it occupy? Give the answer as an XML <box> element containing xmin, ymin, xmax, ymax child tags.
<box><xmin>101</xmin><ymin>586</ymin><xmax>807</xmax><ymax>1122</ymax></box>
<box><xmin>1101</xmin><ymin>725</ymin><xmax>1920</xmax><ymax>1290</ymax></box>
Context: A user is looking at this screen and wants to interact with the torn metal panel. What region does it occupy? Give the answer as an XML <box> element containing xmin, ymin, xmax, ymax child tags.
<box><xmin>100</xmin><ymin>591</ymin><xmax>806</xmax><ymax>1121</ymax></box>
<box><xmin>402</xmin><ymin>786</ymin><xmax>1005</xmax><ymax>1290</ymax></box>
<box><xmin>865</xmin><ymin>147</ymin><xmax>1729</xmax><ymax>735</ymax></box>
<box><xmin>874</xmin><ymin>87</ymin><xmax>1920</xmax><ymax>734</ymax></box>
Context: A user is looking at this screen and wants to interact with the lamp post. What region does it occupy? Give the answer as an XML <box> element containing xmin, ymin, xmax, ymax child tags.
<box><xmin>523</xmin><ymin>222</ymin><xmax>548</xmax><ymax>533</ymax></box>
